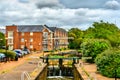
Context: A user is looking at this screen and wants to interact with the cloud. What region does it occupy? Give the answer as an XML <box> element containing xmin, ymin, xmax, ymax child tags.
<box><xmin>35</xmin><ymin>0</ymin><xmax>65</xmax><ymax>9</ymax></box>
<box><xmin>0</xmin><ymin>0</ymin><xmax>36</xmax><ymax>11</ymax></box>
<box><xmin>104</xmin><ymin>0</ymin><xmax>120</xmax><ymax>10</ymax></box>
<box><xmin>0</xmin><ymin>0</ymin><xmax>120</xmax><ymax>30</ymax></box>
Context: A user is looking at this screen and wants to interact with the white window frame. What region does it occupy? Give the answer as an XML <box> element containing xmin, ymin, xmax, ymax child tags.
<box><xmin>8</xmin><ymin>31</ymin><xmax>13</xmax><ymax>38</ymax></box>
<box><xmin>29</xmin><ymin>38</ymin><xmax>33</xmax><ymax>42</ymax></box>
<box><xmin>21</xmin><ymin>32</ymin><xmax>24</xmax><ymax>36</ymax></box>
<box><xmin>43</xmin><ymin>32</ymin><xmax>48</xmax><ymax>38</ymax></box>
<box><xmin>30</xmin><ymin>32</ymin><xmax>33</xmax><ymax>36</ymax></box>
<box><xmin>30</xmin><ymin>45</ymin><xmax>33</xmax><ymax>49</ymax></box>
<box><xmin>8</xmin><ymin>38</ymin><xmax>13</xmax><ymax>44</ymax></box>
<box><xmin>21</xmin><ymin>45</ymin><xmax>24</xmax><ymax>49</ymax></box>
<box><xmin>21</xmin><ymin>38</ymin><xmax>24</xmax><ymax>42</ymax></box>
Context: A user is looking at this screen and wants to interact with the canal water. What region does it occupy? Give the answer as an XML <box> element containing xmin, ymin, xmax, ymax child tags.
<box><xmin>47</xmin><ymin>77</ymin><xmax>73</xmax><ymax>80</ymax></box>
<box><xmin>47</xmin><ymin>66</ymin><xmax>73</xmax><ymax>80</ymax></box>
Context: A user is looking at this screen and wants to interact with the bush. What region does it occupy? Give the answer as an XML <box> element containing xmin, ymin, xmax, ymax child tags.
<box><xmin>80</xmin><ymin>39</ymin><xmax>111</xmax><ymax>63</ymax></box>
<box><xmin>95</xmin><ymin>49</ymin><xmax>120</xmax><ymax>78</ymax></box>
<box><xmin>0</xmin><ymin>49</ymin><xmax>16</xmax><ymax>59</ymax></box>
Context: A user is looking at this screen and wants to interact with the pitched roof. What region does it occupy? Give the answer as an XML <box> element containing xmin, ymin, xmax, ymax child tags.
<box><xmin>17</xmin><ymin>25</ymin><xmax>44</xmax><ymax>32</ymax></box>
<box><xmin>47</xmin><ymin>27</ymin><xmax>57</xmax><ymax>32</ymax></box>
<box><xmin>7</xmin><ymin>24</ymin><xmax>67</xmax><ymax>33</ymax></box>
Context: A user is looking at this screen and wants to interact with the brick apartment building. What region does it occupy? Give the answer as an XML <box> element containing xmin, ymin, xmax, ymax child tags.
<box><xmin>6</xmin><ymin>25</ymin><xmax>68</xmax><ymax>51</ymax></box>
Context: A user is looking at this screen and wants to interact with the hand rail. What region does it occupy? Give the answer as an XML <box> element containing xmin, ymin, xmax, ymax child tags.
<box><xmin>21</xmin><ymin>71</ymin><xmax>32</xmax><ymax>80</ymax></box>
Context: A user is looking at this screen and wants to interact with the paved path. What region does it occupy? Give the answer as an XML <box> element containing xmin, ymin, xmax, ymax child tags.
<box><xmin>0</xmin><ymin>52</ymin><xmax>47</xmax><ymax>80</ymax></box>
<box><xmin>76</xmin><ymin>61</ymin><xmax>120</xmax><ymax>80</ymax></box>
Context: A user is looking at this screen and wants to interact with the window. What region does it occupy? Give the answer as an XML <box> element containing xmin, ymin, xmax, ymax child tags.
<box><xmin>21</xmin><ymin>45</ymin><xmax>24</xmax><ymax>49</ymax></box>
<box><xmin>30</xmin><ymin>32</ymin><xmax>33</xmax><ymax>36</ymax></box>
<box><xmin>30</xmin><ymin>45</ymin><xmax>33</xmax><ymax>49</ymax></box>
<box><xmin>21</xmin><ymin>32</ymin><xmax>24</xmax><ymax>36</ymax></box>
<box><xmin>21</xmin><ymin>38</ymin><xmax>24</xmax><ymax>42</ymax></box>
<box><xmin>8</xmin><ymin>31</ymin><xmax>13</xmax><ymax>38</ymax></box>
<box><xmin>8</xmin><ymin>39</ymin><xmax>13</xmax><ymax>44</ymax></box>
<box><xmin>43</xmin><ymin>32</ymin><xmax>48</xmax><ymax>38</ymax></box>
<box><xmin>29</xmin><ymin>38</ymin><xmax>33</xmax><ymax>42</ymax></box>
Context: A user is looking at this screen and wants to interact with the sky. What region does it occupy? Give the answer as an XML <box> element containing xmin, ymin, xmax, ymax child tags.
<box><xmin>0</xmin><ymin>0</ymin><xmax>120</xmax><ymax>30</ymax></box>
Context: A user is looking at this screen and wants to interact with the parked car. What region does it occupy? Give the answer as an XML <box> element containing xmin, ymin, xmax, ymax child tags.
<box><xmin>23</xmin><ymin>49</ymin><xmax>30</xmax><ymax>54</ymax></box>
<box><xmin>14</xmin><ymin>51</ymin><xmax>21</xmax><ymax>58</ymax></box>
<box><xmin>14</xmin><ymin>49</ymin><xmax>24</xmax><ymax>57</ymax></box>
<box><xmin>0</xmin><ymin>53</ymin><xmax>6</xmax><ymax>62</ymax></box>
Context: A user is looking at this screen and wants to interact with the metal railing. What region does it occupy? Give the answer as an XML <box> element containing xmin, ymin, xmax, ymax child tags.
<box><xmin>21</xmin><ymin>71</ymin><xmax>32</xmax><ymax>80</ymax></box>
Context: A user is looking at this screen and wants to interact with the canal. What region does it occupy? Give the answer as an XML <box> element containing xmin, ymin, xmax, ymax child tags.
<box><xmin>40</xmin><ymin>51</ymin><xmax>81</xmax><ymax>80</ymax></box>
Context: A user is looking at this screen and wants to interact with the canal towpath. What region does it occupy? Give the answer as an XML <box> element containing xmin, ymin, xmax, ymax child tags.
<box><xmin>0</xmin><ymin>51</ymin><xmax>48</xmax><ymax>80</ymax></box>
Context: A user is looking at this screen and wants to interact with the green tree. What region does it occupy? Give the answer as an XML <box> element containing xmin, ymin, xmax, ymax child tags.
<box><xmin>85</xmin><ymin>21</ymin><xmax>120</xmax><ymax>47</ymax></box>
<box><xmin>68</xmin><ymin>28</ymin><xmax>83</xmax><ymax>49</ymax></box>
<box><xmin>81</xmin><ymin>39</ymin><xmax>111</xmax><ymax>63</ymax></box>
<box><xmin>95</xmin><ymin>49</ymin><xmax>120</xmax><ymax>78</ymax></box>
<box><xmin>0</xmin><ymin>32</ymin><xmax>5</xmax><ymax>49</ymax></box>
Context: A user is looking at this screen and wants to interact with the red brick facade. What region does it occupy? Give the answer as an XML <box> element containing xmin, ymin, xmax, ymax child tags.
<box><xmin>6</xmin><ymin>25</ymin><xmax>68</xmax><ymax>51</ymax></box>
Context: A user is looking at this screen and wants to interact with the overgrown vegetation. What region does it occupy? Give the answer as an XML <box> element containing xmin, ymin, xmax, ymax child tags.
<box><xmin>80</xmin><ymin>39</ymin><xmax>111</xmax><ymax>63</ymax></box>
<box><xmin>95</xmin><ymin>49</ymin><xmax>120</xmax><ymax>78</ymax></box>
<box><xmin>0</xmin><ymin>32</ymin><xmax>5</xmax><ymax>49</ymax></box>
<box><xmin>68</xmin><ymin>20</ymin><xmax>120</xmax><ymax>77</ymax></box>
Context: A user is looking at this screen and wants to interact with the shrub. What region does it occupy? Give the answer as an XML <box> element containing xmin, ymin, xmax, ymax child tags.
<box><xmin>80</xmin><ymin>39</ymin><xmax>111</xmax><ymax>63</ymax></box>
<box><xmin>0</xmin><ymin>49</ymin><xmax>16</xmax><ymax>59</ymax></box>
<box><xmin>95</xmin><ymin>49</ymin><xmax>120</xmax><ymax>78</ymax></box>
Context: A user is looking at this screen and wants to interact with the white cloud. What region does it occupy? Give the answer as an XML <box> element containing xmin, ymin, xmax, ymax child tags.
<box><xmin>104</xmin><ymin>0</ymin><xmax>120</xmax><ymax>10</ymax></box>
<box><xmin>0</xmin><ymin>0</ymin><xmax>120</xmax><ymax>30</ymax></box>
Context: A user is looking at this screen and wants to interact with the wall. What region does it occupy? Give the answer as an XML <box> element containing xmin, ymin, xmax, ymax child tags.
<box><xmin>73</xmin><ymin>65</ymin><xmax>83</xmax><ymax>80</ymax></box>
<box><xmin>34</xmin><ymin>64</ymin><xmax>48</xmax><ymax>80</ymax></box>
<box><xmin>6</xmin><ymin>25</ymin><xmax>18</xmax><ymax>50</ymax></box>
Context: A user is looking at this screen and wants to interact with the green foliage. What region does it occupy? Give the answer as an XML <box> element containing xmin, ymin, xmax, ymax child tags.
<box><xmin>68</xmin><ymin>28</ymin><xmax>83</xmax><ymax>49</ymax></box>
<box><xmin>0</xmin><ymin>32</ymin><xmax>5</xmax><ymax>48</ymax></box>
<box><xmin>95</xmin><ymin>49</ymin><xmax>120</xmax><ymax>78</ymax></box>
<box><xmin>107</xmin><ymin>32</ymin><xmax>120</xmax><ymax>47</ymax></box>
<box><xmin>0</xmin><ymin>49</ymin><xmax>16</xmax><ymax>59</ymax></box>
<box><xmin>84</xmin><ymin>21</ymin><xmax>120</xmax><ymax>47</ymax></box>
<box><xmin>81</xmin><ymin>39</ymin><xmax>111</xmax><ymax>63</ymax></box>
<box><xmin>68</xmin><ymin>28</ymin><xmax>83</xmax><ymax>38</ymax></box>
<box><xmin>92</xmin><ymin>21</ymin><xmax>118</xmax><ymax>38</ymax></box>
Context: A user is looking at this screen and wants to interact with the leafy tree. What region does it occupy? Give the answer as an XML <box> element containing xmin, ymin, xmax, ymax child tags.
<box><xmin>95</xmin><ymin>49</ymin><xmax>120</xmax><ymax>78</ymax></box>
<box><xmin>68</xmin><ymin>28</ymin><xmax>83</xmax><ymax>49</ymax></box>
<box><xmin>80</xmin><ymin>39</ymin><xmax>111</xmax><ymax>63</ymax></box>
<box><xmin>107</xmin><ymin>32</ymin><xmax>120</xmax><ymax>47</ymax></box>
<box><xmin>93</xmin><ymin>21</ymin><xmax>119</xmax><ymax>38</ymax></box>
<box><xmin>85</xmin><ymin>21</ymin><xmax>120</xmax><ymax>47</ymax></box>
<box><xmin>0</xmin><ymin>32</ymin><xmax>5</xmax><ymax>49</ymax></box>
